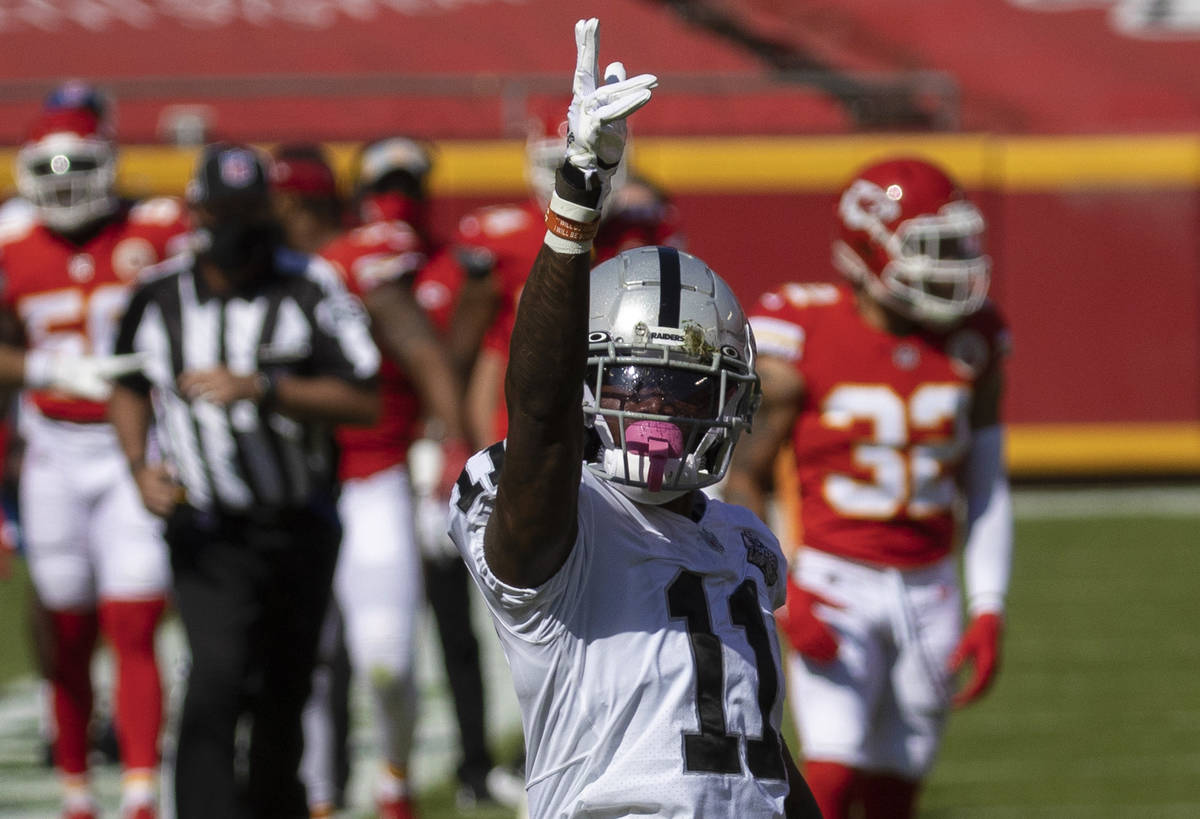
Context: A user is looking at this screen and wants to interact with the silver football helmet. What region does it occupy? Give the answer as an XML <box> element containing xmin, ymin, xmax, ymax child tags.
<box><xmin>584</xmin><ymin>246</ymin><xmax>760</xmax><ymax>504</ymax></box>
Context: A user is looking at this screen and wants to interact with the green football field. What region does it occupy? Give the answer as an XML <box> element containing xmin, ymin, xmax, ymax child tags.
<box><xmin>1</xmin><ymin>486</ymin><xmax>1197</xmax><ymax>818</ymax></box>
<box><xmin>920</xmin><ymin>506</ymin><xmax>1200</xmax><ymax>818</ymax></box>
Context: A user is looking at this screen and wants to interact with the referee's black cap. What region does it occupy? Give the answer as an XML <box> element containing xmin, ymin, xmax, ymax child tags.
<box><xmin>187</xmin><ymin>142</ymin><xmax>271</xmax><ymax>209</ymax></box>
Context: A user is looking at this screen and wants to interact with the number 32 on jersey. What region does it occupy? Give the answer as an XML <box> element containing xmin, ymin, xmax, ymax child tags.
<box><xmin>822</xmin><ymin>383</ymin><xmax>969</xmax><ymax>520</ymax></box>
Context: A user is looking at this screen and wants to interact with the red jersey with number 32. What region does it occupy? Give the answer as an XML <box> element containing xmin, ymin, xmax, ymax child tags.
<box><xmin>321</xmin><ymin>219</ymin><xmax>426</xmax><ymax>480</ymax></box>
<box><xmin>0</xmin><ymin>197</ymin><xmax>189</xmax><ymax>423</ymax></box>
<box><xmin>750</xmin><ymin>282</ymin><xmax>1010</xmax><ymax>568</ymax></box>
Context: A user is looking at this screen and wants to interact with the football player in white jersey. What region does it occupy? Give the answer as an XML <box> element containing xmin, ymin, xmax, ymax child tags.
<box><xmin>448</xmin><ymin>19</ymin><xmax>820</xmax><ymax>819</ymax></box>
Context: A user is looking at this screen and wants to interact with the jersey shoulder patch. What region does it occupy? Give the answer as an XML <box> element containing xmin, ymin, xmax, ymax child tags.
<box><xmin>750</xmin><ymin>283</ymin><xmax>844</xmax><ymax>362</ymax></box>
<box><xmin>766</xmin><ymin>281</ymin><xmax>843</xmax><ymax>313</ymax></box>
<box><xmin>458</xmin><ymin>203</ymin><xmax>537</xmax><ymax>241</ymax></box>
<box><xmin>346</xmin><ymin>220</ymin><xmax>420</xmax><ymax>251</ymax></box>
<box><xmin>128</xmin><ymin>196</ymin><xmax>186</xmax><ymax>228</ymax></box>
<box><xmin>0</xmin><ymin>215</ymin><xmax>36</xmax><ymax>246</ymax></box>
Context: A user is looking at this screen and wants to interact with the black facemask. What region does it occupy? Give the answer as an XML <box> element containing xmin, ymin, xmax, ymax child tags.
<box><xmin>200</xmin><ymin>219</ymin><xmax>282</xmax><ymax>278</ymax></box>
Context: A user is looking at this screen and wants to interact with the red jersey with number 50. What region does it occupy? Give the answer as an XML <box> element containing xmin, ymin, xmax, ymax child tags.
<box><xmin>749</xmin><ymin>282</ymin><xmax>1010</xmax><ymax>568</ymax></box>
<box><xmin>0</xmin><ymin>197</ymin><xmax>189</xmax><ymax>423</ymax></box>
<box><xmin>321</xmin><ymin>219</ymin><xmax>426</xmax><ymax>480</ymax></box>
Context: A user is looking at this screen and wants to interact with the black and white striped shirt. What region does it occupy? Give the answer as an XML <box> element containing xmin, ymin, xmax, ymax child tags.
<box><xmin>115</xmin><ymin>248</ymin><xmax>380</xmax><ymax>516</ymax></box>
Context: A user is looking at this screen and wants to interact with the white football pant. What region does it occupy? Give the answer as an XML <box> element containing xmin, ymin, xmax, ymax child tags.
<box><xmin>302</xmin><ymin>463</ymin><xmax>423</xmax><ymax>806</ymax></box>
<box><xmin>787</xmin><ymin>548</ymin><xmax>961</xmax><ymax>779</ymax></box>
<box><xmin>21</xmin><ymin>408</ymin><xmax>169</xmax><ymax>609</ymax></box>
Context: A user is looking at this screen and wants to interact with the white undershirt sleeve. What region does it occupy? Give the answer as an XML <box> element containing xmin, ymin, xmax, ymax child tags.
<box><xmin>962</xmin><ymin>424</ymin><xmax>1013</xmax><ymax>616</ymax></box>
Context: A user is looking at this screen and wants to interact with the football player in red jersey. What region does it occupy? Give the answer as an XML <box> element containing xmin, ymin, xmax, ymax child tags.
<box><xmin>0</xmin><ymin>107</ymin><xmax>190</xmax><ymax>819</ymax></box>
<box><xmin>726</xmin><ymin>157</ymin><xmax>1013</xmax><ymax>819</ymax></box>
<box><xmin>277</xmin><ymin>138</ymin><xmax>468</xmax><ymax>819</ymax></box>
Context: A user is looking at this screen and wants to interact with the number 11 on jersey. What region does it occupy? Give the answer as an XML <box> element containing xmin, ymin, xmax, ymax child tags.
<box><xmin>668</xmin><ymin>570</ymin><xmax>786</xmax><ymax>781</ymax></box>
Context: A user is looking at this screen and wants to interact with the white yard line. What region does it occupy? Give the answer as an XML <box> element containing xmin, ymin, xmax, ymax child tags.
<box><xmin>1012</xmin><ymin>485</ymin><xmax>1200</xmax><ymax>519</ymax></box>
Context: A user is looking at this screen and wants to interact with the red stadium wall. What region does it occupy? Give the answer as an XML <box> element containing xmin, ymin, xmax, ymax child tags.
<box><xmin>433</xmin><ymin>186</ymin><xmax>1200</xmax><ymax>429</ymax></box>
<box><xmin>3</xmin><ymin>133</ymin><xmax>1197</xmax><ymax>475</ymax></box>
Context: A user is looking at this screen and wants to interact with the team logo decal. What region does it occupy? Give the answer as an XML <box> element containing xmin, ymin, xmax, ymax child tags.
<box><xmin>67</xmin><ymin>253</ymin><xmax>94</xmax><ymax>283</ymax></box>
<box><xmin>740</xmin><ymin>529</ymin><xmax>778</xmax><ymax>585</ymax></box>
<box><xmin>947</xmin><ymin>329</ymin><xmax>988</xmax><ymax>379</ymax></box>
<box><xmin>839</xmin><ymin>179</ymin><xmax>902</xmax><ymax>230</ymax></box>
<box><xmin>220</xmin><ymin>149</ymin><xmax>258</xmax><ymax>188</ymax></box>
<box><xmin>893</xmin><ymin>342</ymin><xmax>920</xmax><ymax>371</ymax></box>
<box><xmin>112</xmin><ymin>238</ymin><xmax>156</xmax><ymax>281</ymax></box>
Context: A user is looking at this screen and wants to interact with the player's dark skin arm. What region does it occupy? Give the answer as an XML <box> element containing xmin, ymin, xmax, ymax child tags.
<box><xmin>0</xmin><ymin>308</ymin><xmax>33</xmax><ymax>386</ymax></box>
<box><xmin>724</xmin><ymin>356</ymin><xmax>805</xmax><ymax>522</ymax></box>
<box><xmin>363</xmin><ymin>278</ymin><xmax>467</xmax><ymax>442</ymax></box>
<box><xmin>176</xmin><ymin>369</ymin><xmax>380</xmax><ymax>426</ymax></box>
<box><xmin>483</xmin><ymin>240</ymin><xmax>588</xmax><ymax>588</ymax></box>
<box><xmin>445</xmin><ymin>256</ymin><xmax>500</xmax><ymax>381</ymax></box>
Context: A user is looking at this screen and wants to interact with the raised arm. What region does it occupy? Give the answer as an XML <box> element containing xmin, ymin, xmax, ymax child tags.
<box><xmin>948</xmin><ymin>358</ymin><xmax>1012</xmax><ymax>706</ymax></box>
<box><xmin>483</xmin><ymin>18</ymin><xmax>656</xmax><ymax>587</ymax></box>
<box><xmin>363</xmin><ymin>277</ymin><xmax>467</xmax><ymax>443</ymax></box>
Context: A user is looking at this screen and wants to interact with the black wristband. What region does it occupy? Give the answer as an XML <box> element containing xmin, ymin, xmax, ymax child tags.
<box><xmin>555</xmin><ymin>161</ymin><xmax>602</xmax><ymax>207</ymax></box>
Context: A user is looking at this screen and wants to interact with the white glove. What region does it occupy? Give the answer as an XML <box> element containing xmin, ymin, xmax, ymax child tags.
<box><xmin>25</xmin><ymin>349</ymin><xmax>150</xmax><ymax>401</ymax></box>
<box><xmin>408</xmin><ymin>438</ymin><xmax>460</xmax><ymax>560</ymax></box>
<box><xmin>565</xmin><ymin>17</ymin><xmax>657</xmax><ymax>200</ymax></box>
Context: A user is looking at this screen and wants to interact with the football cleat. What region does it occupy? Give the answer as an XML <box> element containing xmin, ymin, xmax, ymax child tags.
<box><xmin>377</xmin><ymin>794</ymin><xmax>416</xmax><ymax>819</ymax></box>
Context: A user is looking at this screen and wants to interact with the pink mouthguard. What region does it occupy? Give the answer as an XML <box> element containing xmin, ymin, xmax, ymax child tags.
<box><xmin>625</xmin><ymin>421</ymin><xmax>684</xmax><ymax>491</ymax></box>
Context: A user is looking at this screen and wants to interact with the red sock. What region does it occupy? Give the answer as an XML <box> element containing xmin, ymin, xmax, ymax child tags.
<box><xmin>99</xmin><ymin>598</ymin><xmax>166</xmax><ymax>771</ymax></box>
<box><xmin>804</xmin><ymin>760</ymin><xmax>857</xmax><ymax>819</ymax></box>
<box><xmin>860</xmin><ymin>771</ymin><xmax>920</xmax><ymax>819</ymax></box>
<box><xmin>48</xmin><ymin>609</ymin><xmax>99</xmax><ymax>776</ymax></box>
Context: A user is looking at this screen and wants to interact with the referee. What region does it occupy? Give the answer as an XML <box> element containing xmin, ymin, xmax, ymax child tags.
<box><xmin>108</xmin><ymin>143</ymin><xmax>380</xmax><ymax>819</ymax></box>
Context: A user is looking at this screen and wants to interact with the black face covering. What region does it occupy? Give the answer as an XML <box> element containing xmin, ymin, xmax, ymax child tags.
<box><xmin>201</xmin><ymin>219</ymin><xmax>281</xmax><ymax>278</ymax></box>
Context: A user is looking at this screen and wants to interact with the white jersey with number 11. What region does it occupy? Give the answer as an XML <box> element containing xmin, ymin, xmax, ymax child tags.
<box><xmin>450</xmin><ymin>443</ymin><xmax>791</xmax><ymax>819</ymax></box>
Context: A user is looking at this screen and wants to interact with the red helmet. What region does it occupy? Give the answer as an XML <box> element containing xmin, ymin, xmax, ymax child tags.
<box><xmin>832</xmin><ymin>157</ymin><xmax>989</xmax><ymax>326</ymax></box>
<box><xmin>270</xmin><ymin>143</ymin><xmax>338</xmax><ymax>198</ymax></box>
<box><xmin>353</xmin><ymin>136</ymin><xmax>432</xmax><ymax>228</ymax></box>
<box><xmin>16</xmin><ymin>108</ymin><xmax>117</xmax><ymax>233</ymax></box>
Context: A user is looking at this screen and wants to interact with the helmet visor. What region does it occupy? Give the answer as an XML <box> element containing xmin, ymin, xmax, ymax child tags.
<box><xmin>596</xmin><ymin>364</ymin><xmax>728</xmax><ymax>420</ymax></box>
